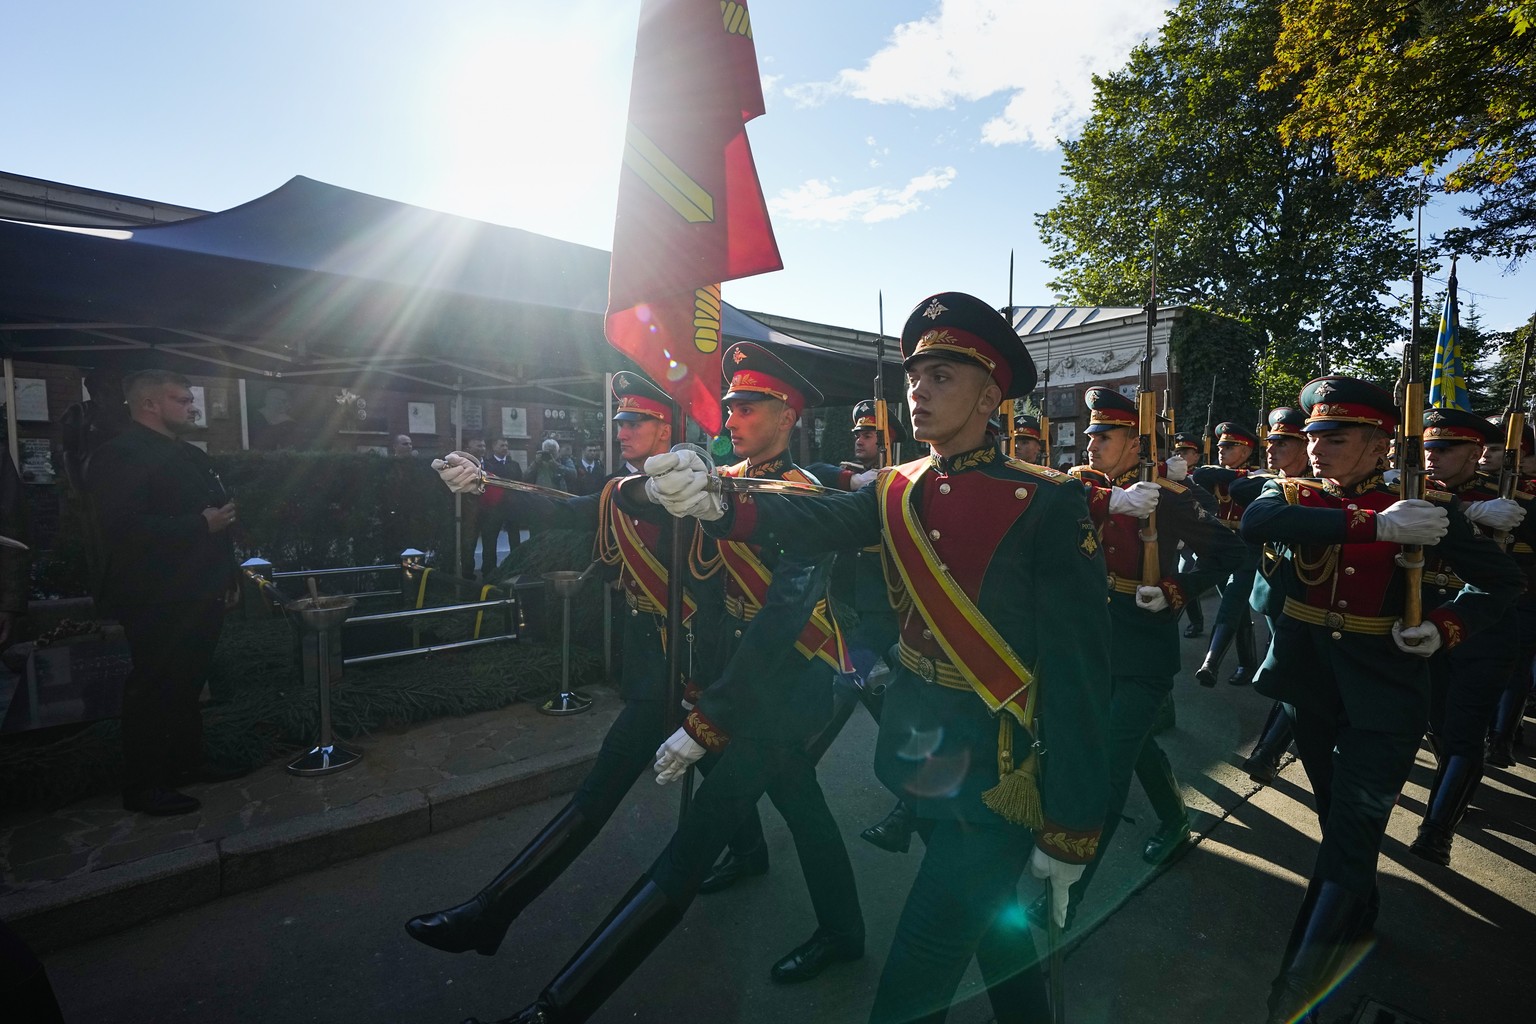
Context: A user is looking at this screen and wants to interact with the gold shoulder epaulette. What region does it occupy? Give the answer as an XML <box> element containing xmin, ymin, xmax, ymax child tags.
<box><xmin>1007</xmin><ymin>458</ymin><xmax>1070</xmax><ymax>483</ymax></box>
<box><xmin>1156</xmin><ymin>477</ymin><xmax>1188</xmax><ymax>494</ymax></box>
<box><xmin>1281</xmin><ymin>479</ymin><xmax>1303</xmax><ymax>505</ymax></box>
<box><xmin>783</xmin><ymin>466</ymin><xmax>814</xmax><ymax>486</ymax></box>
<box><xmin>1516</xmin><ymin>488</ymin><xmax>1535</xmax><ymax>502</ymax></box>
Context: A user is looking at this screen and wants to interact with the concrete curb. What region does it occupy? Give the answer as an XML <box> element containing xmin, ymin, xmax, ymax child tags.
<box><xmin>0</xmin><ymin>743</ymin><xmax>603</xmax><ymax>953</ymax></box>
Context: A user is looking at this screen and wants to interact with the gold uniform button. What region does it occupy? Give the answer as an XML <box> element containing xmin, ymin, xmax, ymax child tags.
<box><xmin>1330</xmin><ymin>631</ymin><xmax>1343</xmax><ymax>640</ymax></box>
<box><xmin>733</xmin><ymin>629</ymin><xmax>743</xmax><ymax>638</ymax></box>
<box><xmin>630</xmin><ymin>609</ymin><xmax>639</xmax><ymax>617</ymax></box>
<box><xmin>922</xmin><ymin>628</ymin><xmax>933</xmax><ymax>640</ymax></box>
<box><xmin>939</xmin><ymin>483</ymin><xmax>951</xmax><ymax>494</ymax></box>
<box><xmin>1344</xmin><ymin>566</ymin><xmax>1356</xmax><ymax>575</ymax></box>
<box><xmin>1347</xmin><ymin>503</ymin><xmax>1358</xmax><ymax>511</ymax></box>
<box><xmin>929</xmin><ymin>529</ymin><xmax>941</xmax><ymax>541</ymax></box>
<box><xmin>1336</xmin><ymin>600</ymin><xmax>1348</xmax><ymax>610</ymax></box>
<box><xmin>1015</xmin><ymin>488</ymin><xmax>1028</xmax><ymax>499</ymax></box>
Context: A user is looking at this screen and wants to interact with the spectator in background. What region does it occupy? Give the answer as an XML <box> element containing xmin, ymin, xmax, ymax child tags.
<box><xmin>572</xmin><ymin>441</ymin><xmax>606</xmax><ymax>495</ymax></box>
<box><xmin>530</xmin><ymin>437</ymin><xmax>570</xmax><ymax>491</ymax></box>
<box><xmin>251</xmin><ymin>385</ymin><xmax>300</xmax><ymax>450</ymax></box>
<box><xmin>0</xmin><ymin>446</ymin><xmax>29</xmax><ymax>647</ymax></box>
<box><xmin>393</xmin><ymin>434</ymin><xmax>415</xmax><ymax>457</ymax></box>
<box><xmin>479</xmin><ymin>438</ymin><xmax>522</xmax><ymax>575</ymax></box>
<box><xmin>85</xmin><ymin>370</ymin><xmax>243</xmax><ymax>817</ymax></box>
<box><xmin>60</xmin><ymin>367</ymin><xmax>130</xmax><ymax>497</ymax></box>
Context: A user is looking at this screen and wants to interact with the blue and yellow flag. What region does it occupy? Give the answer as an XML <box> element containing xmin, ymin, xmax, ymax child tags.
<box><xmin>1429</xmin><ymin>263</ymin><xmax>1470</xmax><ymax>411</ymax></box>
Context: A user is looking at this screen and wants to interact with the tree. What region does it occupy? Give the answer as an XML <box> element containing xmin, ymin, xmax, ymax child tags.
<box><xmin>1038</xmin><ymin>0</ymin><xmax>1418</xmax><ymax>415</ymax></box>
<box><xmin>1264</xmin><ymin>0</ymin><xmax>1536</xmax><ymax>263</ymax></box>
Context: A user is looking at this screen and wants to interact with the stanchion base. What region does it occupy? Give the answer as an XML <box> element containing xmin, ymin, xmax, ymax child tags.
<box><xmin>539</xmin><ymin>691</ymin><xmax>593</xmax><ymax>716</ymax></box>
<box><xmin>287</xmin><ymin>744</ymin><xmax>363</xmax><ymax>776</ymax></box>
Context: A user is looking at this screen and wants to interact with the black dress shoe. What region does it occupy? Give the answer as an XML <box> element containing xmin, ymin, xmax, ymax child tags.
<box><xmin>1182</xmin><ymin>622</ymin><xmax>1204</xmax><ymax>639</ymax></box>
<box><xmin>122</xmin><ymin>787</ymin><xmax>201</xmax><ymax>816</ymax></box>
<box><xmin>769</xmin><ymin>932</ymin><xmax>863</xmax><ymax>983</ymax></box>
<box><xmin>1408</xmin><ymin>823</ymin><xmax>1452</xmax><ymax>866</ymax></box>
<box><xmin>1141</xmin><ymin>818</ymin><xmax>1191</xmax><ymax>864</ymax></box>
<box><xmin>860</xmin><ymin>801</ymin><xmax>915</xmax><ymax>854</ymax></box>
<box><xmin>1487</xmin><ymin>736</ymin><xmax>1515</xmax><ymax>768</ymax></box>
<box><xmin>698</xmin><ymin>845</ymin><xmax>768</xmax><ymax>894</ymax></box>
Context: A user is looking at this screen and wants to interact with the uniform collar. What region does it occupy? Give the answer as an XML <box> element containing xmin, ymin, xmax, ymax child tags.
<box><xmin>1322</xmin><ymin>472</ymin><xmax>1385</xmax><ymax>498</ymax></box>
<box><xmin>928</xmin><ymin>442</ymin><xmax>998</xmax><ymax>475</ymax></box>
<box><xmin>748</xmin><ymin>451</ymin><xmax>790</xmax><ymax>478</ymax></box>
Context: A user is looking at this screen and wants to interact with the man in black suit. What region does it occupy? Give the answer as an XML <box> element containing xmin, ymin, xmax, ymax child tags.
<box><xmin>84</xmin><ymin>370</ymin><xmax>241</xmax><ymax>816</ymax></box>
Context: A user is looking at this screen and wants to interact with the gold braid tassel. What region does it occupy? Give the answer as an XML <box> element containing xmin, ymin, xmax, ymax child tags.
<box><xmin>981</xmin><ymin>716</ymin><xmax>1043</xmax><ymax>828</ymax></box>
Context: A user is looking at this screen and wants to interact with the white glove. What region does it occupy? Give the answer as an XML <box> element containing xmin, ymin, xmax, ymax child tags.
<box><xmin>1464</xmin><ymin>497</ymin><xmax>1527</xmax><ymax>532</ymax></box>
<box><xmin>653</xmin><ymin>727</ymin><xmax>707</xmax><ymax>784</ymax></box>
<box><xmin>849</xmin><ymin>468</ymin><xmax>879</xmax><ymax>490</ymax></box>
<box><xmin>1109</xmin><ymin>481</ymin><xmax>1161</xmax><ymax>517</ymax></box>
<box><xmin>1164</xmin><ymin>454</ymin><xmax>1188</xmax><ymax>482</ymax></box>
<box><xmin>1029</xmin><ymin>847</ymin><xmax>1085</xmax><ymax>929</ymax></box>
<box><xmin>1382</xmin><ymin>468</ymin><xmax>1402</xmax><ymax>486</ymax></box>
<box><xmin>643</xmin><ymin>449</ymin><xmax>723</xmax><ymax>521</ymax></box>
<box><xmin>1373</xmin><ymin>499</ymin><xmax>1449</xmax><ymax>545</ymax></box>
<box><xmin>431</xmin><ymin>454</ymin><xmax>485</xmax><ymax>495</ymax></box>
<box><xmin>1135</xmin><ymin>585</ymin><xmax>1169</xmax><ymax>613</ymax></box>
<box><xmin>1392</xmin><ymin>620</ymin><xmax>1443</xmax><ymax>658</ymax></box>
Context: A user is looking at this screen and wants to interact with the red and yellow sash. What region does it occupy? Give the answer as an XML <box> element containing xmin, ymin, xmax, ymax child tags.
<box><xmin>596</xmin><ymin>480</ymin><xmax>695</xmax><ymax>625</ymax></box>
<box><xmin>878</xmin><ymin>461</ymin><xmax>1037</xmax><ymax>726</ymax></box>
<box><xmin>717</xmin><ymin>540</ymin><xmax>852</xmax><ymax>673</ymax></box>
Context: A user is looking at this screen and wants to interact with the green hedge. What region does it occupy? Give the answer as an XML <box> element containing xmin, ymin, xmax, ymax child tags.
<box><xmin>0</xmin><ymin>618</ymin><xmax>603</xmax><ymax>811</ymax></box>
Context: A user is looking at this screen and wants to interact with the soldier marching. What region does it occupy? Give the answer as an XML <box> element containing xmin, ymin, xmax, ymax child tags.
<box><xmin>423</xmin><ymin>307</ymin><xmax>1536</xmax><ymax>1024</ymax></box>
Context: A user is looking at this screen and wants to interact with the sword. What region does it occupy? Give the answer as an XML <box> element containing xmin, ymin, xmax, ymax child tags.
<box><xmin>0</xmin><ymin>533</ymin><xmax>27</xmax><ymax>551</ymax></box>
<box><xmin>1048</xmin><ymin>905</ymin><xmax>1067</xmax><ymax>1024</ymax></box>
<box><xmin>434</xmin><ymin>455</ymin><xmax>837</xmax><ymax>500</ymax></box>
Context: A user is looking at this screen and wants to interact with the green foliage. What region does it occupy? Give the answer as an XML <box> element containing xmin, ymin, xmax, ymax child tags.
<box><xmin>1038</xmin><ymin>0</ymin><xmax>1417</xmax><ymax>381</ymax></box>
<box><xmin>1266</xmin><ymin>0</ymin><xmax>1536</xmax><ymax>262</ymax></box>
<box><xmin>0</xmin><ymin>618</ymin><xmax>601</xmax><ymax>811</ymax></box>
<box><xmin>1170</xmin><ymin>309</ymin><xmax>1269</xmax><ymax>431</ymax></box>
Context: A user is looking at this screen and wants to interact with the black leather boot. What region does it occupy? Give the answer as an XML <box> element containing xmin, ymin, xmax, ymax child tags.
<box><xmin>1409</xmin><ymin>754</ymin><xmax>1482</xmax><ymax>867</ymax></box>
<box><xmin>697</xmin><ymin>841</ymin><xmax>769</xmax><ymax>893</ymax></box>
<box><xmin>1487</xmin><ymin>689</ymin><xmax>1525</xmax><ymax>766</ymax></box>
<box><xmin>860</xmin><ymin>799</ymin><xmax>916</xmax><ymax>854</ymax></box>
<box><xmin>1182</xmin><ymin>599</ymin><xmax>1205</xmax><ymax>638</ymax></box>
<box><xmin>1227</xmin><ymin>616</ymin><xmax>1257</xmax><ymax>686</ymax></box>
<box><xmin>1243</xmin><ymin>703</ymin><xmax>1295</xmax><ymax>785</ymax></box>
<box><xmin>407</xmin><ymin>804</ymin><xmax>593</xmax><ymax>955</ymax></box>
<box><xmin>1195</xmin><ymin>623</ymin><xmax>1235</xmax><ymax>688</ymax></box>
<box><xmin>1266</xmin><ymin>881</ymin><xmax>1368</xmax><ymax>1024</ymax></box>
<box><xmin>1141</xmin><ymin>817</ymin><xmax>1192</xmax><ymax>864</ymax></box>
<box><xmin>466</xmin><ymin>877</ymin><xmax>688</xmax><ymax>1024</ymax></box>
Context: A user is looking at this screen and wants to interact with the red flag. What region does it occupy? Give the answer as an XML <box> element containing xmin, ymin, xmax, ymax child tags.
<box><xmin>604</xmin><ymin>0</ymin><xmax>782</xmax><ymax>435</ymax></box>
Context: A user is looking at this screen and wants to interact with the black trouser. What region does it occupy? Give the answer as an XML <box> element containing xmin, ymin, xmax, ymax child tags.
<box><xmin>1133</xmin><ymin>735</ymin><xmax>1186</xmax><ymax>827</ymax></box>
<box><xmin>1429</xmin><ymin>635</ymin><xmax>1518</xmax><ymax>760</ymax></box>
<box><xmin>478</xmin><ymin>504</ymin><xmax>520</xmax><ymax>574</ymax></box>
<box><xmin>1071</xmin><ymin>673</ymin><xmax>1173</xmax><ymax>900</ymax></box>
<box><xmin>572</xmin><ymin>700</ymin><xmax>671</xmax><ymax>821</ymax></box>
<box><xmin>648</xmin><ymin>736</ymin><xmax>863</xmax><ymax>945</ymax></box>
<box><xmin>869</xmin><ymin>819</ymin><xmax>1048</xmax><ymax>1024</ymax></box>
<box><xmin>1291</xmin><ymin>707</ymin><xmax>1421</xmax><ymax>896</ymax></box>
<box><xmin>117</xmin><ymin>599</ymin><xmax>225</xmax><ymax>792</ymax></box>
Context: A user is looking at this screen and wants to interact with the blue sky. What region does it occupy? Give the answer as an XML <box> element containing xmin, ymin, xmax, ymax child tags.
<box><xmin>5</xmin><ymin>0</ymin><xmax>1531</xmax><ymax>337</ymax></box>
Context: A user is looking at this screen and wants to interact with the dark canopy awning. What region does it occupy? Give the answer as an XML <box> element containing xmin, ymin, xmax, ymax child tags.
<box><xmin>0</xmin><ymin>176</ymin><xmax>897</xmax><ymax>407</ymax></box>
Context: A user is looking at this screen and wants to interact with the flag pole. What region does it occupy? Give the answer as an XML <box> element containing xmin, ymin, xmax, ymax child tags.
<box><xmin>668</xmin><ymin>406</ymin><xmax>693</xmax><ymax>820</ymax></box>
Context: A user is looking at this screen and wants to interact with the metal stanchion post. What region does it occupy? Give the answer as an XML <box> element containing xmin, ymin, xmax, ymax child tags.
<box><xmin>539</xmin><ymin>569</ymin><xmax>594</xmax><ymax>716</ymax></box>
<box><xmin>287</xmin><ymin>593</ymin><xmax>362</xmax><ymax>776</ymax></box>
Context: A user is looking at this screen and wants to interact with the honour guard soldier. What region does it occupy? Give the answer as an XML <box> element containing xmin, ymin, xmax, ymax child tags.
<box><xmin>647</xmin><ymin>291</ymin><xmax>1112</xmax><ymax>1023</ymax></box>
<box><xmin>411</xmin><ymin>371</ymin><xmax>727</xmax><ymax>957</ymax></box>
<box><xmin>1050</xmin><ymin>388</ymin><xmax>1242</xmax><ymax>922</ymax></box>
<box><xmin>1191</xmin><ymin>421</ymin><xmax>1264</xmax><ymax>687</ymax></box>
<box><xmin>808</xmin><ymin>402</ymin><xmax>920</xmax><ymax>854</ymax></box>
<box><xmin>1172</xmin><ymin>429</ymin><xmax>1214</xmax><ymax>637</ymax></box>
<box><xmin>467</xmin><ymin>346</ymin><xmax>865</xmax><ymax>1024</ymax></box>
<box><xmin>1013</xmin><ymin>413</ymin><xmax>1045</xmax><ymax>464</ymax></box>
<box><xmin>1237</xmin><ymin>407</ymin><xmax>1311</xmax><ymax>784</ymax></box>
<box><xmin>1241</xmin><ymin>377</ymin><xmax>1523</xmax><ymax>1023</ymax></box>
<box><xmin>1411</xmin><ymin>408</ymin><xmax>1528</xmax><ymax>866</ymax></box>
<box><xmin>1480</xmin><ymin>416</ymin><xmax>1536</xmax><ymax>766</ymax></box>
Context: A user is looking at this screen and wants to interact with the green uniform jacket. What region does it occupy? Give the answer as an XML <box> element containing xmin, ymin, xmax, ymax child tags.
<box><xmin>708</xmin><ymin>444</ymin><xmax>1112</xmax><ymax>863</ymax></box>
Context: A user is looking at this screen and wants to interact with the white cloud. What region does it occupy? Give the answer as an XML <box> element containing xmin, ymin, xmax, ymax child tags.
<box><xmin>769</xmin><ymin>167</ymin><xmax>958</xmax><ymax>224</ymax></box>
<box><xmin>791</xmin><ymin>0</ymin><xmax>1172</xmax><ymax>149</ymax></box>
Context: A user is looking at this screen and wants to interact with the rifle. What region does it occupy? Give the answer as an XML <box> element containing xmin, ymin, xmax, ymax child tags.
<box><xmin>1398</xmin><ymin>221</ymin><xmax>1427</xmax><ymax>631</ymax></box>
<box><xmin>1202</xmin><ymin>374</ymin><xmax>1217</xmax><ymax>465</ymax></box>
<box><xmin>875</xmin><ymin>292</ymin><xmax>892</xmax><ymax>469</ymax></box>
<box><xmin>1138</xmin><ymin>232</ymin><xmax>1161</xmax><ymax>586</ymax></box>
<box><xmin>1496</xmin><ymin>313</ymin><xmax>1536</xmax><ymax>544</ymax></box>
